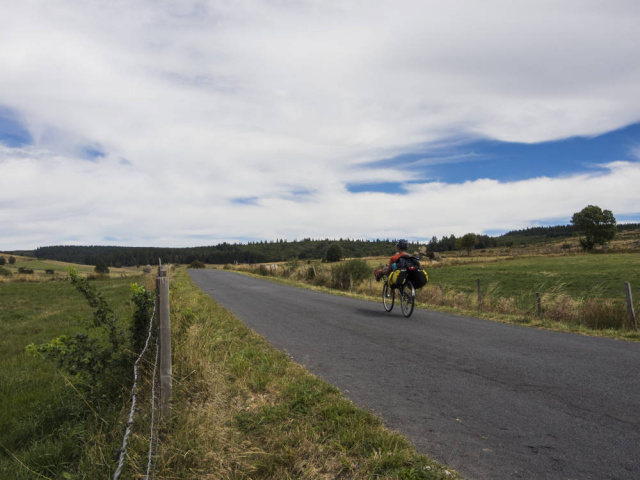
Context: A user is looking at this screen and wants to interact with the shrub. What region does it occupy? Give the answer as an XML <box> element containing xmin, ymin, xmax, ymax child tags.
<box><xmin>0</xmin><ymin>266</ymin><xmax>11</xmax><ymax>276</ymax></box>
<box><xmin>130</xmin><ymin>283</ymin><xmax>155</xmax><ymax>354</ymax></box>
<box><xmin>94</xmin><ymin>261</ymin><xmax>110</xmax><ymax>274</ymax></box>
<box><xmin>0</xmin><ymin>256</ymin><xmax>5</xmax><ymax>265</ymax></box>
<box><xmin>45</xmin><ymin>269</ymin><xmax>55</xmax><ymax>274</ymax></box>
<box><xmin>259</xmin><ymin>265</ymin><xmax>269</xmax><ymax>276</ymax></box>
<box><xmin>189</xmin><ymin>260</ymin><xmax>206</xmax><ymax>269</ymax></box>
<box><xmin>18</xmin><ymin>267</ymin><xmax>34</xmax><ymax>274</ymax></box>
<box><xmin>26</xmin><ymin>269</ymin><xmax>134</xmax><ymax>397</ymax></box>
<box><xmin>330</xmin><ymin>259</ymin><xmax>370</xmax><ymax>290</ymax></box>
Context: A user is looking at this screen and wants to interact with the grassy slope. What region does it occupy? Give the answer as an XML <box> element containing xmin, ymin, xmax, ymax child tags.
<box><xmin>0</xmin><ymin>253</ymin><xmax>141</xmax><ymax>279</ymax></box>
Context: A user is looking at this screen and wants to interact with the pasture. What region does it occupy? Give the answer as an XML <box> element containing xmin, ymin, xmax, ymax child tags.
<box><xmin>423</xmin><ymin>252</ymin><xmax>640</xmax><ymax>300</ymax></box>
<box><xmin>0</xmin><ymin>274</ymin><xmax>139</xmax><ymax>479</ymax></box>
<box><xmin>0</xmin><ymin>253</ymin><xmax>141</xmax><ymax>281</ymax></box>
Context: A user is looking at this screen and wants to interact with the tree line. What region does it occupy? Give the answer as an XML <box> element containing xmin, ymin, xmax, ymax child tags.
<box><xmin>31</xmin><ymin>239</ymin><xmax>403</xmax><ymax>267</ymax></box>
<box><xmin>18</xmin><ymin>218</ymin><xmax>640</xmax><ymax>267</ymax></box>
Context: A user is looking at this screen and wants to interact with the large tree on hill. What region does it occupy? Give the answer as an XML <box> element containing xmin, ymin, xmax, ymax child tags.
<box><xmin>457</xmin><ymin>233</ymin><xmax>479</xmax><ymax>255</ymax></box>
<box><xmin>571</xmin><ymin>205</ymin><xmax>617</xmax><ymax>251</ymax></box>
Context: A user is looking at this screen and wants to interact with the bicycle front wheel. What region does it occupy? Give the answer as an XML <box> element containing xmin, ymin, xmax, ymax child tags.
<box><xmin>400</xmin><ymin>281</ymin><xmax>415</xmax><ymax>317</ymax></box>
<box><xmin>382</xmin><ymin>283</ymin><xmax>394</xmax><ymax>312</ymax></box>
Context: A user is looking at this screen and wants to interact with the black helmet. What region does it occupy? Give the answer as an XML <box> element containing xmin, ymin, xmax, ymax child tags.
<box><xmin>396</xmin><ymin>239</ymin><xmax>408</xmax><ymax>250</ymax></box>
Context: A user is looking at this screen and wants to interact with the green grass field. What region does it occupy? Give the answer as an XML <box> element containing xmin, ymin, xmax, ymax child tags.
<box><xmin>0</xmin><ymin>253</ymin><xmax>141</xmax><ymax>280</ymax></box>
<box><xmin>425</xmin><ymin>253</ymin><xmax>640</xmax><ymax>300</ymax></box>
<box><xmin>0</xmin><ymin>276</ymin><xmax>139</xmax><ymax>479</ymax></box>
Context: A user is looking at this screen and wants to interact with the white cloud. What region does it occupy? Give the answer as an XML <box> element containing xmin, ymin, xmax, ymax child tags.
<box><xmin>1</xmin><ymin>0</ymin><xmax>640</xmax><ymax>249</ymax></box>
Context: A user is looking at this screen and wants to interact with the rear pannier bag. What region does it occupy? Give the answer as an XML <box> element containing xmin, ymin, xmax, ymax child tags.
<box><xmin>408</xmin><ymin>268</ymin><xmax>428</xmax><ymax>288</ymax></box>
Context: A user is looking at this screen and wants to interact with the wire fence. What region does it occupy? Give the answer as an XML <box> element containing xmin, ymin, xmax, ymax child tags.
<box><xmin>145</xmin><ymin>318</ymin><xmax>161</xmax><ymax>480</ymax></box>
<box><xmin>113</xmin><ymin>295</ymin><xmax>159</xmax><ymax>480</ymax></box>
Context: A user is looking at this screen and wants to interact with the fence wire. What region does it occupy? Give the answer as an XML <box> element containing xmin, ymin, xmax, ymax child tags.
<box><xmin>145</xmin><ymin>324</ymin><xmax>161</xmax><ymax>480</ymax></box>
<box><xmin>113</xmin><ymin>299</ymin><xmax>157</xmax><ymax>480</ymax></box>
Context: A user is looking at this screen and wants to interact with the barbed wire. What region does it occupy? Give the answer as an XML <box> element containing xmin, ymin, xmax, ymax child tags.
<box><xmin>145</xmin><ymin>322</ymin><xmax>161</xmax><ymax>480</ymax></box>
<box><xmin>113</xmin><ymin>298</ymin><xmax>157</xmax><ymax>480</ymax></box>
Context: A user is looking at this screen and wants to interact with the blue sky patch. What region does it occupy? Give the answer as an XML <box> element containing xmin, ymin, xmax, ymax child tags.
<box><xmin>346</xmin><ymin>182</ymin><xmax>407</xmax><ymax>194</ymax></box>
<box><xmin>82</xmin><ymin>145</ymin><xmax>105</xmax><ymax>161</ymax></box>
<box><xmin>0</xmin><ymin>105</ymin><xmax>32</xmax><ymax>147</ymax></box>
<box><xmin>371</xmin><ymin>122</ymin><xmax>640</xmax><ymax>184</ymax></box>
<box><xmin>231</xmin><ymin>196</ymin><xmax>260</xmax><ymax>205</ymax></box>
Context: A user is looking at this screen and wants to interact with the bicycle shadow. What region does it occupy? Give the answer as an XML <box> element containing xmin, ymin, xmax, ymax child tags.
<box><xmin>353</xmin><ymin>308</ymin><xmax>412</xmax><ymax>319</ymax></box>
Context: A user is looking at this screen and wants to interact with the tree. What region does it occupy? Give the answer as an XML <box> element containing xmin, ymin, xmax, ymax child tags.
<box><xmin>0</xmin><ymin>256</ymin><xmax>5</xmax><ymax>266</ymax></box>
<box><xmin>571</xmin><ymin>205</ymin><xmax>617</xmax><ymax>251</ymax></box>
<box><xmin>457</xmin><ymin>233</ymin><xmax>478</xmax><ymax>255</ymax></box>
<box><xmin>325</xmin><ymin>243</ymin><xmax>343</xmax><ymax>262</ymax></box>
<box><xmin>8</xmin><ymin>256</ymin><xmax>16</xmax><ymax>265</ymax></box>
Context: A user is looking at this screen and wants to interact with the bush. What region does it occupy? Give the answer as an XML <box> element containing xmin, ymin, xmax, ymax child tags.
<box><xmin>26</xmin><ymin>269</ymin><xmax>133</xmax><ymax>397</ymax></box>
<box><xmin>189</xmin><ymin>260</ymin><xmax>206</xmax><ymax>269</ymax></box>
<box><xmin>330</xmin><ymin>259</ymin><xmax>370</xmax><ymax>290</ymax></box>
<box><xmin>0</xmin><ymin>256</ymin><xmax>5</xmax><ymax>265</ymax></box>
<box><xmin>0</xmin><ymin>266</ymin><xmax>11</xmax><ymax>276</ymax></box>
<box><xmin>94</xmin><ymin>261</ymin><xmax>110</xmax><ymax>274</ymax></box>
<box><xmin>259</xmin><ymin>265</ymin><xmax>272</xmax><ymax>276</ymax></box>
<box><xmin>45</xmin><ymin>269</ymin><xmax>55</xmax><ymax>274</ymax></box>
<box><xmin>18</xmin><ymin>267</ymin><xmax>34</xmax><ymax>274</ymax></box>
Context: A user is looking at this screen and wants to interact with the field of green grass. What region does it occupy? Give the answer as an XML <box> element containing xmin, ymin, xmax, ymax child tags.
<box><xmin>0</xmin><ymin>275</ymin><xmax>139</xmax><ymax>479</ymax></box>
<box><xmin>0</xmin><ymin>253</ymin><xmax>141</xmax><ymax>280</ymax></box>
<box><xmin>425</xmin><ymin>252</ymin><xmax>640</xmax><ymax>300</ymax></box>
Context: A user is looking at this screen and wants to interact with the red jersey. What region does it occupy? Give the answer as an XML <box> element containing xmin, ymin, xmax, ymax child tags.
<box><xmin>388</xmin><ymin>252</ymin><xmax>408</xmax><ymax>266</ymax></box>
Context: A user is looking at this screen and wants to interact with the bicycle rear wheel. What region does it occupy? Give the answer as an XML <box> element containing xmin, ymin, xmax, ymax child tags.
<box><xmin>382</xmin><ymin>283</ymin><xmax>394</xmax><ymax>312</ymax></box>
<box><xmin>400</xmin><ymin>281</ymin><xmax>415</xmax><ymax>317</ymax></box>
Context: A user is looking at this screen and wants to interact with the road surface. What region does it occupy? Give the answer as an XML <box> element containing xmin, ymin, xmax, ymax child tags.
<box><xmin>189</xmin><ymin>269</ymin><xmax>640</xmax><ymax>480</ymax></box>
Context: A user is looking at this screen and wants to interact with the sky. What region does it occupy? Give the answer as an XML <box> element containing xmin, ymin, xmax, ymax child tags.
<box><xmin>1</xmin><ymin>0</ymin><xmax>640</xmax><ymax>250</ymax></box>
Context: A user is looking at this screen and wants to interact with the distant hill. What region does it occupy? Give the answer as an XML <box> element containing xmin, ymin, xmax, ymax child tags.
<box><xmin>9</xmin><ymin>223</ymin><xmax>640</xmax><ymax>266</ymax></box>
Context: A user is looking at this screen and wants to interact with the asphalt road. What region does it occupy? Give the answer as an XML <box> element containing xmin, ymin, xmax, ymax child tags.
<box><xmin>189</xmin><ymin>269</ymin><xmax>640</xmax><ymax>480</ymax></box>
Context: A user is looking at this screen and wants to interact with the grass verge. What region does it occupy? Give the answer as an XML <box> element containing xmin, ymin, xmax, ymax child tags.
<box><xmin>141</xmin><ymin>267</ymin><xmax>460</xmax><ymax>479</ymax></box>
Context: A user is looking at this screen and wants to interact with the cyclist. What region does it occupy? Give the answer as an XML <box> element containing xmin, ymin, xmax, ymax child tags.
<box><xmin>374</xmin><ymin>239</ymin><xmax>410</xmax><ymax>282</ymax></box>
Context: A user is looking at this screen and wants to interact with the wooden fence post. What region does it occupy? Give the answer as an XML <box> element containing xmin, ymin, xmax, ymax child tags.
<box><xmin>624</xmin><ymin>282</ymin><xmax>638</xmax><ymax>330</ymax></box>
<box><xmin>157</xmin><ymin>266</ymin><xmax>172</xmax><ymax>419</ymax></box>
<box><xmin>477</xmin><ymin>279</ymin><xmax>482</xmax><ymax>310</ymax></box>
<box><xmin>536</xmin><ymin>292</ymin><xmax>542</xmax><ymax>317</ymax></box>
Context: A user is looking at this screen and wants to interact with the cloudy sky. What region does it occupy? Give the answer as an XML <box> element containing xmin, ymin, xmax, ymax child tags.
<box><xmin>2</xmin><ymin>0</ymin><xmax>640</xmax><ymax>250</ymax></box>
